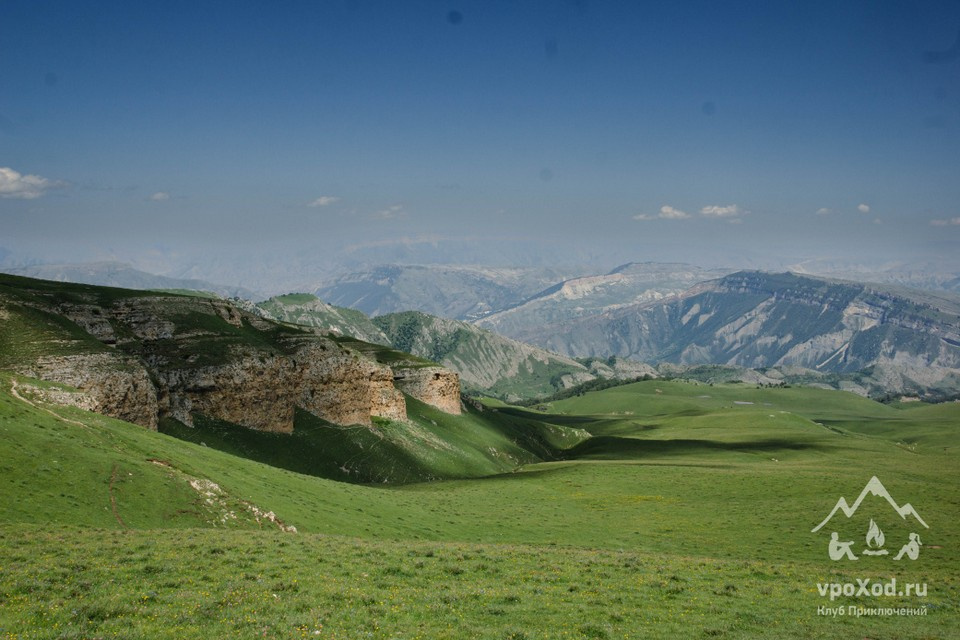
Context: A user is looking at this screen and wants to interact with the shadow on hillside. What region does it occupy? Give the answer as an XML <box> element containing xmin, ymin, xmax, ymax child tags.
<box><xmin>494</xmin><ymin>407</ymin><xmax>601</xmax><ymax>427</ymax></box>
<box><xmin>562</xmin><ymin>435</ymin><xmax>829</xmax><ymax>460</ymax></box>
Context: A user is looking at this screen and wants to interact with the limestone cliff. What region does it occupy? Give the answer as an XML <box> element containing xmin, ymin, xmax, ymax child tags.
<box><xmin>156</xmin><ymin>341</ymin><xmax>406</xmax><ymax>432</ymax></box>
<box><xmin>391</xmin><ymin>366</ymin><xmax>462</xmax><ymax>415</ymax></box>
<box><xmin>16</xmin><ymin>352</ymin><xmax>159</xmax><ymax>430</ymax></box>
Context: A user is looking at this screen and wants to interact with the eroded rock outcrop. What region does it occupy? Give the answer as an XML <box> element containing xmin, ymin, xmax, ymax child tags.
<box><xmin>391</xmin><ymin>366</ymin><xmax>461</xmax><ymax>415</ymax></box>
<box><xmin>156</xmin><ymin>341</ymin><xmax>406</xmax><ymax>432</ymax></box>
<box><xmin>16</xmin><ymin>353</ymin><xmax>159</xmax><ymax>429</ymax></box>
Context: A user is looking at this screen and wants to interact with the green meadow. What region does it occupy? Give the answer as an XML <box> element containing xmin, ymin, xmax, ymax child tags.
<box><xmin>1</xmin><ymin>374</ymin><xmax>957</xmax><ymax>638</ymax></box>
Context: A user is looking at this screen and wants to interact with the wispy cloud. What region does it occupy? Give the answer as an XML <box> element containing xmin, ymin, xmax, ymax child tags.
<box><xmin>816</xmin><ymin>207</ymin><xmax>831</xmax><ymax>216</ymax></box>
<box><xmin>858</xmin><ymin>203</ymin><xmax>871</xmax><ymax>214</ymax></box>
<box><xmin>373</xmin><ymin>204</ymin><xmax>404</xmax><ymax>220</ymax></box>
<box><xmin>149</xmin><ymin>191</ymin><xmax>170</xmax><ymax>202</ymax></box>
<box><xmin>308</xmin><ymin>196</ymin><xmax>339</xmax><ymax>208</ymax></box>
<box><xmin>700</xmin><ymin>204</ymin><xmax>743</xmax><ymax>218</ymax></box>
<box><xmin>634</xmin><ymin>205</ymin><xmax>691</xmax><ymax>221</ymax></box>
<box><xmin>0</xmin><ymin>166</ymin><xmax>61</xmax><ymax>199</ymax></box>
<box><xmin>930</xmin><ymin>217</ymin><xmax>960</xmax><ymax>226</ymax></box>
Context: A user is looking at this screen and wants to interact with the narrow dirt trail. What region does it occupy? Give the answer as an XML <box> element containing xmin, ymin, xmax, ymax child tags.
<box><xmin>109</xmin><ymin>463</ymin><xmax>129</xmax><ymax>529</ymax></box>
<box><xmin>8</xmin><ymin>377</ymin><xmax>92</xmax><ymax>430</ymax></box>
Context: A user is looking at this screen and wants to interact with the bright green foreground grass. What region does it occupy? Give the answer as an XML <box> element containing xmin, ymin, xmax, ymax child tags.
<box><xmin>6</xmin><ymin>525</ymin><xmax>956</xmax><ymax>640</ymax></box>
<box><xmin>1</xmin><ymin>375</ymin><xmax>958</xmax><ymax>638</ymax></box>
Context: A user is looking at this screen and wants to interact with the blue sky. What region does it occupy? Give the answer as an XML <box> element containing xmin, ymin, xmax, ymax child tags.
<box><xmin>2</xmin><ymin>0</ymin><xmax>959</xmax><ymax>281</ymax></box>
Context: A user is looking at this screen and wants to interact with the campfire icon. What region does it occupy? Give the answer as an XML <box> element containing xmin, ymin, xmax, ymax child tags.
<box><xmin>862</xmin><ymin>519</ymin><xmax>888</xmax><ymax>556</ymax></box>
<box><xmin>812</xmin><ymin>476</ymin><xmax>929</xmax><ymax>561</ymax></box>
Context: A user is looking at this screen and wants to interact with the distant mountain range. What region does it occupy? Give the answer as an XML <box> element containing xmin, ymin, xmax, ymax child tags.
<box><xmin>371</xmin><ymin>311</ymin><xmax>653</xmax><ymax>401</ymax></box>
<box><xmin>787</xmin><ymin>259</ymin><xmax>960</xmax><ymax>294</ymax></box>
<box><xmin>527</xmin><ymin>271</ymin><xmax>960</xmax><ymax>399</ymax></box>
<box><xmin>313</xmin><ymin>264</ymin><xmax>581</xmax><ymax>320</ymax></box>
<box><xmin>475</xmin><ymin>262</ymin><xmax>732</xmax><ymax>340</ymax></box>
<box><xmin>283</xmin><ymin>264</ymin><xmax>960</xmax><ymax>401</ymax></box>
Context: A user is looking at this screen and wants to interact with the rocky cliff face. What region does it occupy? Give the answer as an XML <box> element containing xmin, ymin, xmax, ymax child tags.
<box><xmin>392</xmin><ymin>366</ymin><xmax>462</xmax><ymax>415</ymax></box>
<box><xmin>16</xmin><ymin>352</ymin><xmax>159</xmax><ymax>429</ymax></box>
<box><xmin>155</xmin><ymin>341</ymin><xmax>406</xmax><ymax>432</ymax></box>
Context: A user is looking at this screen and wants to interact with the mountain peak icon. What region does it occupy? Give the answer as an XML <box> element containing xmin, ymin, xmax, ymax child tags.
<box><xmin>811</xmin><ymin>476</ymin><xmax>929</xmax><ymax>533</ymax></box>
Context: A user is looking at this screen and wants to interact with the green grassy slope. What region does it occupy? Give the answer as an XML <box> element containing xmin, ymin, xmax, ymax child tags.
<box><xmin>0</xmin><ymin>280</ymin><xmax>116</xmax><ymax>366</ymax></box>
<box><xmin>0</xmin><ymin>273</ymin><xmax>309</xmax><ymax>372</ymax></box>
<box><xmin>1</xmin><ymin>373</ymin><xmax>957</xmax><ymax>638</ymax></box>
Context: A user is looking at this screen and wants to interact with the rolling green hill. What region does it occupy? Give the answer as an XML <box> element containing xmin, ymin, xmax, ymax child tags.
<box><xmin>2</xmin><ymin>261</ymin><xmax>260</xmax><ymax>299</ymax></box>
<box><xmin>158</xmin><ymin>394</ymin><xmax>588</xmax><ymax>484</ymax></box>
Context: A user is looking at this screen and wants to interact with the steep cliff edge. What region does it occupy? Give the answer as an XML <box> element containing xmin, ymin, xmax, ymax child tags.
<box><xmin>391</xmin><ymin>366</ymin><xmax>462</xmax><ymax>415</ymax></box>
<box><xmin>17</xmin><ymin>353</ymin><xmax>159</xmax><ymax>429</ymax></box>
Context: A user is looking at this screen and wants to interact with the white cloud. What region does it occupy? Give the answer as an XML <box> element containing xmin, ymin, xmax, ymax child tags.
<box><xmin>633</xmin><ymin>205</ymin><xmax>692</xmax><ymax>221</ymax></box>
<box><xmin>858</xmin><ymin>203</ymin><xmax>870</xmax><ymax>214</ymax></box>
<box><xmin>373</xmin><ymin>204</ymin><xmax>404</xmax><ymax>220</ymax></box>
<box><xmin>700</xmin><ymin>204</ymin><xmax>743</xmax><ymax>218</ymax></box>
<box><xmin>150</xmin><ymin>191</ymin><xmax>170</xmax><ymax>202</ymax></box>
<box><xmin>0</xmin><ymin>166</ymin><xmax>58</xmax><ymax>199</ymax></box>
<box><xmin>816</xmin><ymin>207</ymin><xmax>831</xmax><ymax>216</ymax></box>
<box><xmin>726</xmin><ymin>217</ymin><xmax>744</xmax><ymax>225</ymax></box>
<box><xmin>308</xmin><ymin>196</ymin><xmax>339</xmax><ymax>208</ymax></box>
<box><xmin>930</xmin><ymin>217</ymin><xmax>960</xmax><ymax>227</ymax></box>
<box><xmin>658</xmin><ymin>205</ymin><xmax>690</xmax><ymax>219</ymax></box>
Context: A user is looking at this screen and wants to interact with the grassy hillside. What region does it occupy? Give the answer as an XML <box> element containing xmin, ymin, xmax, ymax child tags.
<box><xmin>2</xmin><ymin>372</ymin><xmax>958</xmax><ymax>637</ymax></box>
<box><xmin>0</xmin><ymin>273</ymin><xmax>308</xmax><ymax>371</ymax></box>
